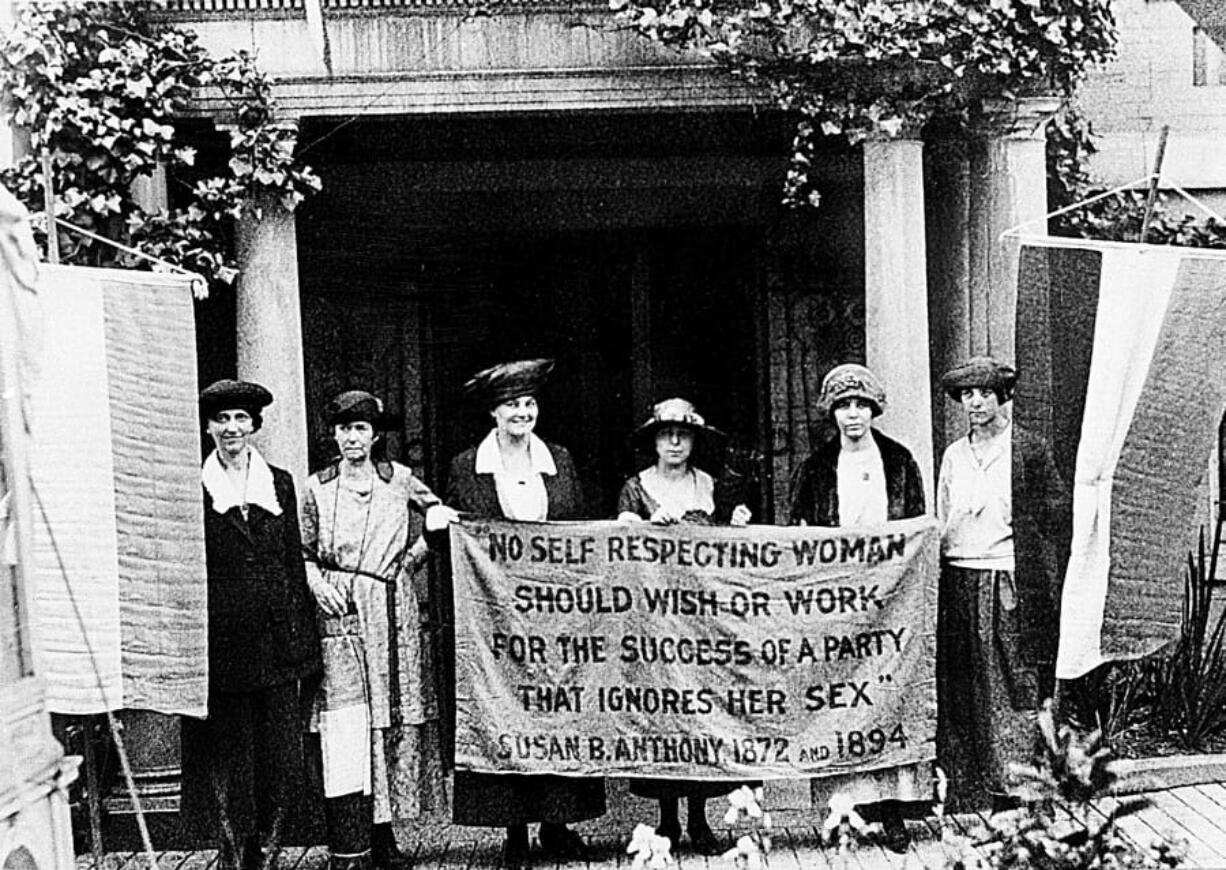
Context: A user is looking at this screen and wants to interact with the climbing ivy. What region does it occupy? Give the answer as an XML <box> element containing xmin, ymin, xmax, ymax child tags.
<box><xmin>611</xmin><ymin>0</ymin><xmax>1118</xmax><ymax>206</ymax></box>
<box><xmin>0</xmin><ymin>1</ymin><xmax>321</xmax><ymax>295</ymax></box>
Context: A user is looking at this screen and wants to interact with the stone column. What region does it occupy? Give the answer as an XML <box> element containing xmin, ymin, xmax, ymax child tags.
<box><xmin>235</xmin><ymin>125</ymin><xmax>308</xmax><ymax>485</ymax></box>
<box><xmin>863</xmin><ymin>131</ymin><xmax>935</xmax><ymax>492</ymax></box>
<box><xmin>925</xmin><ymin>136</ymin><xmax>972</xmax><ymax>459</ymax></box>
<box><xmin>967</xmin><ymin>94</ymin><xmax>1061</xmax><ymax>364</ymax></box>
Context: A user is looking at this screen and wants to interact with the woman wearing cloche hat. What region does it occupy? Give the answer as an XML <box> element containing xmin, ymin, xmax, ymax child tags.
<box><xmin>786</xmin><ymin>363</ymin><xmax>927</xmax><ymax>853</ymax></box>
<box><xmin>443</xmin><ymin>359</ymin><xmax>605</xmax><ymax>868</ymax></box>
<box><xmin>181</xmin><ymin>379</ymin><xmax>322</xmax><ymax>870</ymax></box>
<box><xmin>615</xmin><ymin>397</ymin><xmax>751</xmax><ymax>855</ymax></box>
<box><xmin>300</xmin><ymin>390</ymin><xmax>459</xmax><ymax>870</ymax></box>
<box><xmin>935</xmin><ymin>357</ymin><xmax>1068</xmax><ymax>812</ymax></box>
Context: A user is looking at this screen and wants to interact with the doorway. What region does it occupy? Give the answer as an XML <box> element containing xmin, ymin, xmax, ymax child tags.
<box><xmin>420</xmin><ymin>225</ymin><xmax>766</xmax><ymax>517</ymax></box>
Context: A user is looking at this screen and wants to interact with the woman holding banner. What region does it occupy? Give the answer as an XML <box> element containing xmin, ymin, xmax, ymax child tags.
<box><xmin>444</xmin><ymin>358</ymin><xmax>606</xmax><ymax>869</ymax></box>
<box><xmin>787</xmin><ymin>363</ymin><xmax>926</xmax><ymax>853</ymax></box>
<box><xmin>936</xmin><ymin>357</ymin><xmax>1068</xmax><ymax>811</ymax></box>
<box><xmin>301</xmin><ymin>390</ymin><xmax>458</xmax><ymax>870</ymax></box>
<box><xmin>616</xmin><ymin>397</ymin><xmax>751</xmax><ymax>855</ymax></box>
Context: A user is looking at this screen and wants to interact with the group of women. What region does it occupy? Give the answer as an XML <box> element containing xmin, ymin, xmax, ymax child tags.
<box><xmin>184</xmin><ymin>352</ymin><xmax>1067</xmax><ymax>870</ymax></box>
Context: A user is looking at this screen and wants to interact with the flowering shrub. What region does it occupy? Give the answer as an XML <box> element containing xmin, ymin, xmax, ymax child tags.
<box><xmin>720</xmin><ymin>785</ymin><xmax>772</xmax><ymax>869</ymax></box>
<box><xmin>627</xmin><ymin>823</ymin><xmax>675</xmax><ymax>869</ymax></box>
<box><xmin>940</xmin><ymin>702</ymin><xmax>1185</xmax><ymax>870</ymax></box>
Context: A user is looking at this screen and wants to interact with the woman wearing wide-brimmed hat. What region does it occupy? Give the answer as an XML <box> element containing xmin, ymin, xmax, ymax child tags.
<box><xmin>786</xmin><ymin>363</ymin><xmax>927</xmax><ymax>853</ymax></box>
<box><xmin>181</xmin><ymin>380</ymin><xmax>322</xmax><ymax>870</ymax></box>
<box><xmin>936</xmin><ymin>356</ymin><xmax>1068</xmax><ymax>811</ymax></box>
<box><xmin>617</xmin><ymin>397</ymin><xmax>751</xmax><ymax>529</ymax></box>
<box><xmin>615</xmin><ymin>397</ymin><xmax>751</xmax><ymax>855</ymax></box>
<box><xmin>443</xmin><ymin>358</ymin><xmax>606</xmax><ymax>868</ymax></box>
<box><xmin>301</xmin><ymin>390</ymin><xmax>459</xmax><ymax>870</ymax></box>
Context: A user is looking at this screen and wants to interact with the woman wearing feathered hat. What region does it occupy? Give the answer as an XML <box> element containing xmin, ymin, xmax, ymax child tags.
<box><xmin>615</xmin><ymin>397</ymin><xmax>751</xmax><ymax>854</ymax></box>
<box><xmin>443</xmin><ymin>359</ymin><xmax>605</xmax><ymax>868</ymax></box>
<box><xmin>935</xmin><ymin>357</ymin><xmax>1068</xmax><ymax>811</ymax></box>
<box><xmin>786</xmin><ymin>363</ymin><xmax>927</xmax><ymax>853</ymax></box>
<box><xmin>181</xmin><ymin>380</ymin><xmax>322</xmax><ymax>870</ymax></box>
<box><xmin>300</xmin><ymin>390</ymin><xmax>459</xmax><ymax>870</ymax></box>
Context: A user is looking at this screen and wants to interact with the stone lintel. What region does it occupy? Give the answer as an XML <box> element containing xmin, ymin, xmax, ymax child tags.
<box><xmin>189</xmin><ymin>66</ymin><xmax>765</xmax><ymax>119</ymax></box>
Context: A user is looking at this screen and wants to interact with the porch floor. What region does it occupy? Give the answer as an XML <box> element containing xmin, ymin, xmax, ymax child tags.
<box><xmin>79</xmin><ymin>782</ymin><xmax>1226</xmax><ymax>870</ymax></box>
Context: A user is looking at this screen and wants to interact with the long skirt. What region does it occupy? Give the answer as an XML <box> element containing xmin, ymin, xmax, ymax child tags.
<box><xmin>630</xmin><ymin>779</ymin><xmax>741</xmax><ymax>801</ymax></box>
<box><xmin>937</xmin><ymin>565</ymin><xmax>1043</xmax><ymax>811</ymax></box>
<box><xmin>180</xmin><ymin>682</ymin><xmax>312</xmax><ymax>847</ymax></box>
<box><xmin>452</xmin><ymin>772</ymin><xmax>606</xmax><ymax>827</ymax></box>
<box><xmin>314</xmin><ymin>614</ymin><xmax>448</xmax><ymax>823</ymax></box>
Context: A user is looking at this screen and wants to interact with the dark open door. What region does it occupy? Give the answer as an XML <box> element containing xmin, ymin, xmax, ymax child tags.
<box><xmin>421</xmin><ymin>225</ymin><xmax>766</xmax><ymax>517</ymax></box>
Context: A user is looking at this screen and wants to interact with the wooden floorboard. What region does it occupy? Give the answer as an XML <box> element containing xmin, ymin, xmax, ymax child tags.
<box><xmin>1166</xmin><ymin>785</ymin><xmax>1226</xmax><ymax>858</ymax></box>
<box><xmin>1139</xmin><ymin>790</ymin><xmax>1226</xmax><ymax>868</ymax></box>
<box><xmin>77</xmin><ymin>787</ymin><xmax>1226</xmax><ymax>870</ymax></box>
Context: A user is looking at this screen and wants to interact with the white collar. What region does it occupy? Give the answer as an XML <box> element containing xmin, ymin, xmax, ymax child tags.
<box><xmin>474</xmin><ymin>429</ymin><xmax>556</xmax><ymax>476</ymax></box>
<box><xmin>202</xmin><ymin>447</ymin><xmax>283</xmax><ymax>516</ymax></box>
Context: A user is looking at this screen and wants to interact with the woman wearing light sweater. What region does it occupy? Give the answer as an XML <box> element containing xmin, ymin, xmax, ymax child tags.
<box><xmin>936</xmin><ymin>356</ymin><xmax>1069</xmax><ymax>812</ymax></box>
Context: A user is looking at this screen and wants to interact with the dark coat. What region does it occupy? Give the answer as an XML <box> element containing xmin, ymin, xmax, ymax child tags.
<box><xmin>445</xmin><ymin>441</ymin><xmax>585</xmax><ymax>519</ymax></box>
<box><xmin>201</xmin><ymin>465</ymin><xmax>321</xmax><ymax>693</ymax></box>
<box><xmin>1010</xmin><ymin>425</ymin><xmax>1071</xmax><ymax>667</ymax></box>
<box><xmin>786</xmin><ymin>428</ymin><xmax>927</xmax><ymax>526</ymax></box>
<box><xmin>442</xmin><ymin>438</ymin><xmax>606</xmax><ymax>826</ymax></box>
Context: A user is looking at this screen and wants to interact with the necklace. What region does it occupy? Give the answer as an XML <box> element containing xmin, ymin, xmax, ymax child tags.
<box><xmin>325</xmin><ymin>465</ymin><xmax>376</xmax><ymax>609</ymax></box>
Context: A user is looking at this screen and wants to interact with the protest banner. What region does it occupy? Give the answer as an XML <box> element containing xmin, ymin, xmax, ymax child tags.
<box><xmin>451</xmin><ymin>515</ymin><xmax>938</xmax><ymax>780</ymax></box>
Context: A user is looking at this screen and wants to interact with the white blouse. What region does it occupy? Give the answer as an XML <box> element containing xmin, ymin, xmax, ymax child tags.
<box><xmin>836</xmin><ymin>442</ymin><xmax>888</xmax><ymax>527</ymax></box>
<box><xmin>474</xmin><ymin>429</ymin><xmax>555</xmax><ymax>521</ymax></box>
<box><xmin>937</xmin><ymin>423</ymin><xmax>1014</xmax><ymax>569</ymax></box>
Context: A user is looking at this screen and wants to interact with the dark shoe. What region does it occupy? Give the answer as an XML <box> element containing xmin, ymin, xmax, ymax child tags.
<box><xmin>538</xmin><ymin>823</ymin><xmax>589</xmax><ymax>860</ymax></box>
<box><xmin>242</xmin><ymin>837</ymin><xmax>265</xmax><ymax>870</ymax></box>
<box><xmin>655</xmin><ymin>819</ymin><xmax>681</xmax><ymax>853</ymax></box>
<box><xmin>687</xmin><ymin>824</ymin><xmax>725</xmax><ymax>857</ymax></box>
<box><xmin>503</xmin><ymin>826</ymin><xmax>530</xmax><ymax>870</ymax></box>
<box><xmin>371</xmin><ymin>824</ymin><xmax>410</xmax><ymax>870</ymax></box>
<box><xmin>881</xmin><ymin>813</ymin><xmax>911</xmax><ymax>854</ymax></box>
<box><xmin>991</xmin><ymin>794</ymin><xmax>1022</xmax><ymax>814</ymax></box>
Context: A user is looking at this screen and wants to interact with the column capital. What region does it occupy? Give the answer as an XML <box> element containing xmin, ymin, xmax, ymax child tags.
<box><xmin>971</xmin><ymin>93</ymin><xmax>1063</xmax><ymax>141</ymax></box>
<box><xmin>862</xmin><ymin>119</ymin><xmax>927</xmax><ymax>143</ymax></box>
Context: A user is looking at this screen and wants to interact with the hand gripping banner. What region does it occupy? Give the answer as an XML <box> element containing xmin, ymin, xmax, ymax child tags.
<box><xmin>451</xmin><ymin>516</ymin><xmax>938</xmax><ymax>780</ymax></box>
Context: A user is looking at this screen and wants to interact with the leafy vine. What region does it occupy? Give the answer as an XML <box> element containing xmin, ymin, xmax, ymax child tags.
<box><xmin>0</xmin><ymin>1</ymin><xmax>321</xmax><ymax>295</ymax></box>
<box><xmin>610</xmin><ymin>0</ymin><xmax>1118</xmax><ymax>206</ymax></box>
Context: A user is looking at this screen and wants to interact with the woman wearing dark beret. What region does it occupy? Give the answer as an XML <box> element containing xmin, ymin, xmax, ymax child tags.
<box><xmin>616</xmin><ymin>397</ymin><xmax>751</xmax><ymax>855</ymax></box>
<box><xmin>180</xmin><ymin>379</ymin><xmax>322</xmax><ymax>870</ymax></box>
<box><xmin>935</xmin><ymin>356</ymin><xmax>1069</xmax><ymax>811</ymax></box>
<box><xmin>301</xmin><ymin>390</ymin><xmax>459</xmax><ymax>870</ymax></box>
<box><xmin>444</xmin><ymin>359</ymin><xmax>605</xmax><ymax>869</ymax></box>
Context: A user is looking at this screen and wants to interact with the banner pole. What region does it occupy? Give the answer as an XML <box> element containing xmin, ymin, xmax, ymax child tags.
<box><xmin>40</xmin><ymin>151</ymin><xmax>59</xmax><ymax>264</ymax></box>
<box><xmin>1139</xmin><ymin>125</ymin><xmax>1170</xmax><ymax>244</ymax></box>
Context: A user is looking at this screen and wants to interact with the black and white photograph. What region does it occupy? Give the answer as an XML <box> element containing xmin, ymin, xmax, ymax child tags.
<box><xmin>1</xmin><ymin>0</ymin><xmax>1224</xmax><ymax>868</ymax></box>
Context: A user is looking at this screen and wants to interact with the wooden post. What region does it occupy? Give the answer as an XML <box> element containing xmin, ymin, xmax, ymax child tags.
<box><xmin>1139</xmin><ymin>124</ymin><xmax>1170</xmax><ymax>244</ymax></box>
<box><xmin>41</xmin><ymin>151</ymin><xmax>59</xmax><ymax>264</ymax></box>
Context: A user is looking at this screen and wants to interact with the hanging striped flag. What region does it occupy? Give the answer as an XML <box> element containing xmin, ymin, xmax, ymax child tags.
<box><xmin>1014</xmin><ymin>238</ymin><xmax>1226</xmax><ymax>680</ymax></box>
<box><xmin>29</xmin><ymin>264</ymin><xmax>208</xmax><ymax>716</ymax></box>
